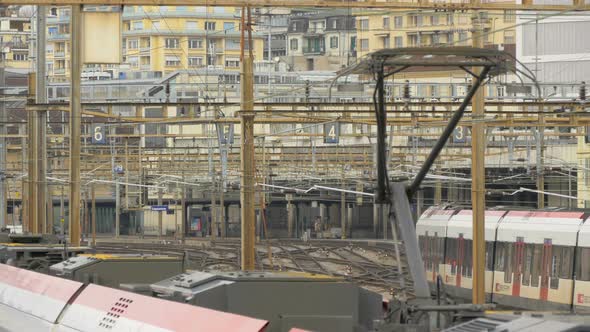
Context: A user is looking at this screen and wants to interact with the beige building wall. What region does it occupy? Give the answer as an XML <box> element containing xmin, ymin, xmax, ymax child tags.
<box><xmin>355</xmin><ymin>9</ymin><xmax>516</xmax><ymax>80</ymax></box>
<box><xmin>45</xmin><ymin>6</ymin><xmax>264</xmax><ymax>81</ymax></box>
<box><xmin>0</xmin><ymin>17</ymin><xmax>31</xmax><ymax>70</ymax></box>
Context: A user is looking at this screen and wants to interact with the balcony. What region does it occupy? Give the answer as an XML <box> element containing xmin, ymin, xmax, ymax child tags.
<box><xmin>305</xmin><ymin>28</ymin><xmax>325</xmax><ymax>35</ymax></box>
<box><xmin>122</xmin><ymin>10</ymin><xmax>236</xmax><ymax>20</ymax></box>
<box><xmin>54</xmin><ymin>51</ymin><xmax>65</xmax><ymax>57</ymax></box>
<box><xmin>47</xmin><ymin>16</ymin><xmax>70</xmax><ymax>23</ymax></box>
<box><xmin>302</xmin><ymin>46</ymin><xmax>325</xmax><ymax>55</ymax></box>
<box><xmin>48</xmin><ymin>33</ymin><xmax>69</xmax><ymax>41</ymax></box>
<box><xmin>140</xmin><ymin>64</ymin><xmax>151</xmax><ymax>70</ymax></box>
<box><xmin>54</xmin><ymin>68</ymin><xmax>66</xmax><ymax>75</ymax></box>
<box><xmin>10</xmin><ymin>43</ymin><xmax>28</xmax><ymax>50</ymax></box>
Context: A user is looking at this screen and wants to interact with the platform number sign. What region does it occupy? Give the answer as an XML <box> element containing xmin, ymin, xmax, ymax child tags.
<box><xmin>216</xmin><ymin>123</ymin><xmax>234</xmax><ymax>145</ymax></box>
<box><xmin>324</xmin><ymin>122</ymin><xmax>340</xmax><ymax>144</ymax></box>
<box><xmin>92</xmin><ymin>124</ymin><xmax>106</xmax><ymax>144</ymax></box>
<box><xmin>452</xmin><ymin>125</ymin><xmax>468</xmax><ymax>144</ymax></box>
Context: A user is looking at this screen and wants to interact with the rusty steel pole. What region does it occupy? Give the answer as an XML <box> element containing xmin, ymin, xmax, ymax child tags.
<box><xmin>471</xmin><ymin>11</ymin><xmax>486</xmax><ymax>305</ymax></box>
<box><xmin>240</xmin><ymin>6</ymin><xmax>256</xmax><ymax>271</ymax></box>
<box><xmin>68</xmin><ymin>5</ymin><xmax>82</xmax><ymax>246</ymax></box>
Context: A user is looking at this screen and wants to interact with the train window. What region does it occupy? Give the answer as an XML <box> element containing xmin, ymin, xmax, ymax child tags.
<box><xmin>505</xmin><ymin>243</ymin><xmax>513</xmax><ymax>283</ymax></box>
<box><xmin>495</xmin><ymin>242</ymin><xmax>505</xmax><ymax>272</ymax></box>
<box><xmin>465</xmin><ymin>240</ymin><xmax>473</xmax><ymax>278</ymax></box>
<box><xmin>438</xmin><ymin>236</ymin><xmax>445</xmax><ymax>272</ymax></box>
<box><xmin>559</xmin><ymin>246</ymin><xmax>574</xmax><ymax>279</ymax></box>
<box><xmin>576</xmin><ymin>248</ymin><xmax>590</xmax><ymax>281</ymax></box>
<box><xmin>485</xmin><ymin>242</ymin><xmax>494</xmax><ymax>271</ymax></box>
<box><xmin>419</xmin><ymin>235</ymin><xmax>428</xmax><ymax>269</ymax></box>
<box><xmin>550</xmin><ymin>247</ymin><xmax>561</xmax><ymax>289</ymax></box>
<box><xmin>446</xmin><ymin>238</ymin><xmax>457</xmax><ymax>274</ymax></box>
<box><xmin>522</xmin><ymin>244</ymin><xmax>534</xmax><ymax>286</ymax></box>
<box><xmin>531</xmin><ymin>244</ymin><xmax>542</xmax><ymax>287</ymax></box>
<box><xmin>433</xmin><ymin>233</ymin><xmax>441</xmax><ymax>273</ymax></box>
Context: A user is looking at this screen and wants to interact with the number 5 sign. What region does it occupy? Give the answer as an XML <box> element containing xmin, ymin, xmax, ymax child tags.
<box><xmin>324</xmin><ymin>122</ymin><xmax>340</xmax><ymax>144</ymax></box>
<box><xmin>92</xmin><ymin>124</ymin><xmax>107</xmax><ymax>144</ymax></box>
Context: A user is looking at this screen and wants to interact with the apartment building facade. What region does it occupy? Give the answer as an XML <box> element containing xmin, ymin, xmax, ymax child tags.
<box><xmin>45</xmin><ymin>6</ymin><xmax>264</xmax><ymax>81</ymax></box>
<box><xmin>0</xmin><ymin>13</ymin><xmax>31</xmax><ymax>70</ymax></box>
<box><xmin>353</xmin><ymin>10</ymin><xmax>517</xmax><ymax>99</ymax></box>
<box><xmin>121</xmin><ymin>6</ymin><xmax>263</xmax><ymax>79</ymax></box>
<box><xmin>355</xmin><ymin>10</ymin><xmax>516</xmax><ymax>57</ymax></box>
<box><xmin>285</xmin><ymin>10</ymin><xmax>356</xmax><ymax>71</ymax></box>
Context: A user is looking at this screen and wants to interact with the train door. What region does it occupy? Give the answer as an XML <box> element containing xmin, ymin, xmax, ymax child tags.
<box><xmin>540</xmin><ymin>238</ymin><xmax>553</xmax><ymax>301</ymax></box>
<box><xmin>457</xmin><ymin>234</ymin><xmax>465</xmax><ymax>287</ymax></box>
<box><xmin>512</xmin><ymin>237</ymin><xmax>525</xmax><ymax>296</ymax></box>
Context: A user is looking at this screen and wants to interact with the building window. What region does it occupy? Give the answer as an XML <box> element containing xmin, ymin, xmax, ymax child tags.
<box><xmin>188</xmin><ymin>38</ymin><xmax>203</xmax><ymax>49</ymax></box>
<box><xmin>447</xmin><ymin>32</ymin><xmax>454</xmax><ymax>44</ymax></box>
<box><xmin>432</xmin><ymin>34</ymin><xmax>440</xmax><ymax>45</ymax></box>
<box><xmin>126</xmin><ymin>56</ymin><xmax>139</xmax><ymax>68</ymax></box>
<box><xmin>360</xmin><ymin>38</ymin><xmax>369</xmax><ymax>51</ymax></box>
<box><xmin>332</xmin><ymin>20</ymin><xmax>337</xmax><ymax>29</ymax></box>
<box><xmin>383</xmin><ymin>17</ymin><xmax>390</xmax><ymax>29</ymax></box>
<box><xmin>128</xmin><ymin>39</ymin><xmax>139</xmax><ymax>49</ymax></box>
<box><xmin>225</xmin><ymin>39</ymin><xmax>240</xmax><ymax>50</ymax></box>
<box><xmin>504</xmin><ymin>10</ymin><xmax>516</xmax><ymax>23</ymax></box>
<box><xmin>434</xmin><ymin>15</ymin><xmax>441</xmax><ymax>25</ymax></box>
<box><xmin>330</xmin><ymin>36</ymin><xmax>338</xmax><ymax>49</ymax></box>
<box><xmin>225</xmin><ymin>58</ymin><xmax>240</xmax><ymax>68</ymax></box>
<box><xmin>205</xmin><ymin>22</ymin><xmax>216</xmax><ymax>30</ymax></box>
<box><xmin>188</xmin><ymin>56</ymin><xmax>203</xmax><ymax>67</ymax></box>
<box><xmin>458</xmin><ymin>32</ymin><xmax>468</xmax><ymax>44</ymax></box>
<box><xmin>12</xmin><ymin>53</ymin><xmax>27</xmax><ymax>61</ymax></box>
<box><xmin>383</xmin><ymin>36</ymin><xmax>390</xmax><ymax>48</ymax></box>
<box><xmin>394</xmin><ymin>16</ymin><xmax>403</xmax><ymax>28</ymax></box>
<box><xmin>165</xmin><ymin>55</ymin><xmax>181</xmax><ymax>66</ymax></box>
<box><xmin>504</xmin><ymin>30</ymin><xmax>515</xmax><ymax>44</ymax></box>
<box><xmin>394</xmin><ymin>36</ymin><xmax>403</xmax><ymax>48</ymax></box>
<box><xmin>165</xmin><ymin>38</ymin><xmax>179</xmax><ymax>49</ymax></box>
<box><xmin>131</xmin><ymin>21</ymin><xmax>143</xmax><ymax>30</ymax></box>
<box><xmin>186</xmin><ymin>21</ymin><xmax>197</xmax><ymax>30</ymax></box>
<box><xmin>152</xmin><ymin>21</ymin><xmax>160</xmax><ymax>29</ymax></box>
<box><xmin>359</xmin><ymin>18</ymin><xmax>369</xmax><ymax>30</ymax></box>
<box><xmin>223</xmin><ymin>22</ymin><xmax>235</xmax><ymax>31</ymax></box>
<box><xmin>447</xmin><ymin>13</ymin><xmax>454</xmax><ymax>25</ymax></box>
<box><xmin>290</xmin><ymin>38</ymin><xmax>298</xmax><ymax>50</ymax></box>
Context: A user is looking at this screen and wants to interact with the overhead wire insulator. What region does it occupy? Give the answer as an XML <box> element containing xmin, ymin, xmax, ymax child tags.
<box><xmin>580</xmin><ymin>81</ymin><xmax>586</xmax><ymax>101</ymax></box>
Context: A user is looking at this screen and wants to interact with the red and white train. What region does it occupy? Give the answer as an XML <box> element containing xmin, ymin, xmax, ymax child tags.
<box><xmin>417</xmin><ymin>207</ymin><xmax>590</xmax><ymax>312</ymax></box>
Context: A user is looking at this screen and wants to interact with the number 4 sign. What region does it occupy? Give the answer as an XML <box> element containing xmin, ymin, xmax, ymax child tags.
<box><xmin>92</xmin><ymin>124</ymin><xmax>107</xmax><ymax>144</ymax></box>
<box><xmin>324</xmin><ymin>122</ymin><xmax>340</xmax><ymax>144</ymax></box>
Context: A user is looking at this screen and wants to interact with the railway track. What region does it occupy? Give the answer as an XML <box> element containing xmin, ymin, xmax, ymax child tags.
<box><xmin>94</xmin><ymin>239</ymin><xmax>413</xmax><ymax>297</ymax></box>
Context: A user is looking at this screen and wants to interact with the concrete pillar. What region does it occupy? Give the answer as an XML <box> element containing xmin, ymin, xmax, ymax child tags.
<box><xmin>287</xmin><ymin>201</ymin><xmax>294</xmax><ymax>238</ymax></box>
<box><xmin>319</xmin><ymin>203</ymin><xmax>326</xmax><ymax>232</ymax></box>
<box><xmin>373</xmin><ymin>202</ymin><xmax>379</xmax><ymax>238</ymax></box>
<box><xmin>115</xmin><ymin>183</ymin><xmax>120</xmax><ymax>238</ymax></box>
<box><xmin>347</xmin><ymin>204</ymin><xmax>353</xmax><ymax>239</ymax></box>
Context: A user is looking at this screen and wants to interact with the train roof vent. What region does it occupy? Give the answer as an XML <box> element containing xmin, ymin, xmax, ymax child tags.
<box><xmin>442</xmin><ymin>318</ymin><xmax>503</xmax><ymax>332</ymax></box>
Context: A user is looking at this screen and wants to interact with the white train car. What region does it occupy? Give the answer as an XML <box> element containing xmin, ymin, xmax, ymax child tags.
<box><xmin>574</xmin><ymin>218</ymin><xmax>590</xmax><ymax>313</ymax></box>
<box><xmin>416</xmin><ymin>207</ymin><xmax>456</xmax><ymax>285</ymax></box>
<box><xmin>492</xmin><ymin>211</ymin><xmax>584</xmax><ymax>310</ymax></box>
<box><xmin>442</xmin><ymin>210</ymin><xmax>506</xmax><ymax>302</ymax></box>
